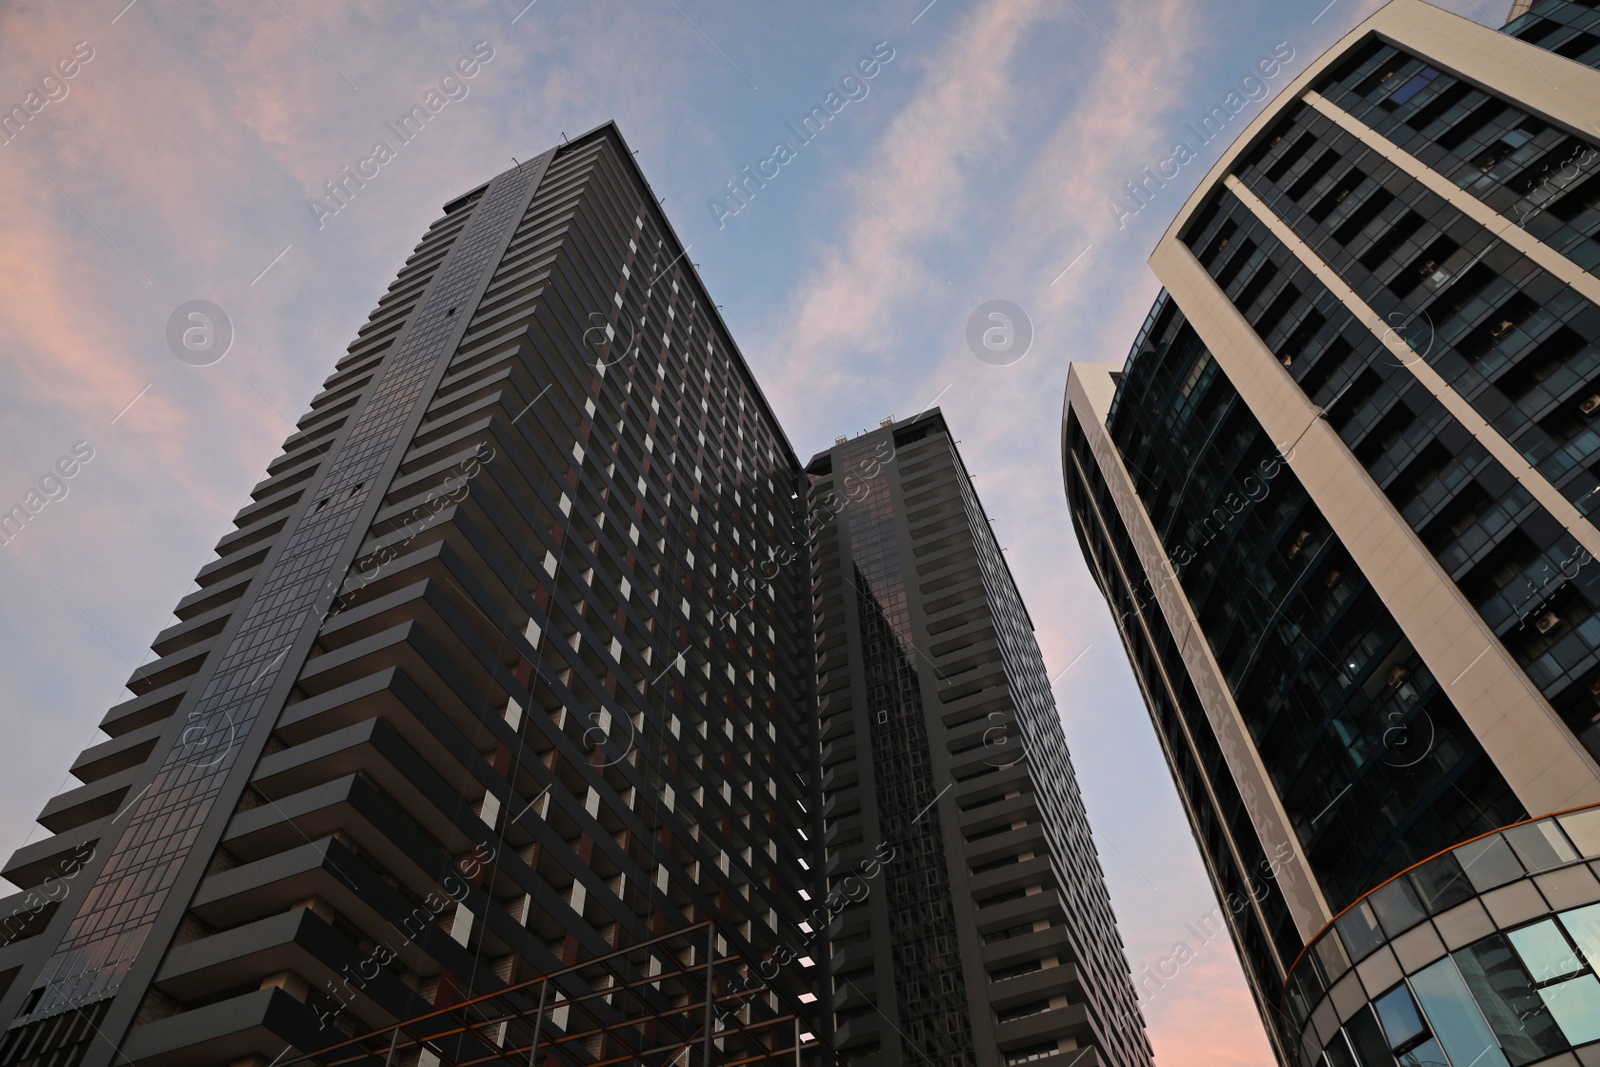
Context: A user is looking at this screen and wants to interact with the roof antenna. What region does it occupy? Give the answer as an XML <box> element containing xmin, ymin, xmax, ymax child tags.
<box><xmin>561</xmin><ymin>131</ymin><xmax>569</xmax><ymax>143</ymax></box>
<box><xmin>511</xmin><ymin>157</ymin><xmax>523</xmax><ymax>173</ymax></box>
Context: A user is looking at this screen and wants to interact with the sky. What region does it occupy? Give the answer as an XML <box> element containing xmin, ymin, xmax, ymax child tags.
<box><xmin>0</xmin><ymin>0</ymin><xmax>1507</xmax><ymax>1062</ymax></box>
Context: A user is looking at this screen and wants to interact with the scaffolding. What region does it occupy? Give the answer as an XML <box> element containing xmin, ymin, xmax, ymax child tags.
<box><xmin>278</xmin><ymin>921</ymin><xmax>840</xmax><ymax>1067</ymax></box>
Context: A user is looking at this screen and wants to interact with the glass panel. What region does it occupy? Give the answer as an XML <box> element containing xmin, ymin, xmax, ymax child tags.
<box><xmin>1453</xmin><ymin>935</ymin><xmax>1569</xmax><ymax>1065</ymax></box>
<box><xmin>1338</xmin><ymin>901</ymin><xmax>1388</xmax><ymax>961</ymax></box>
<box><xmin>1372</xmin><ymin>878</ymin><xmax>1429</xmax><ymax>936</ymax></box>
<box><xmin>1557</xmin><ymin>902</ymin><xmax>1600</xmax><ymax>970</ymax></box>
<box><xmin>1507</xmin><ymin>920</ymin><xmax>1584</xmax><ymax>984</ymax></box>
<box><xmin>1318</xmin><ymin>931</ymin><xmax>1353</xmax><ymax>983</ymax></box>
<box><xmin>1410</xmin><ymin>854</ymin><xmax>1475</xmax><ymax>915</ymax></box>
<box><xmin>1324</xmin><ymin>1032</ymin><xmax>1360</xmax><ymax>1067</ymax></box>
<box><xmin>1556</xmin><ymin>808</ymin><xmax>1600</xmax><ymax>856</ymax></box>
<box><xmin>1375</xmin><ymin>984</ymin><xmax>1428</xmax><ymax>1051</ymax></box>
<box><xmin>1409</xmin><ymin>957</ymin><xmax>1510</xmax><ymax>1067</ymax></box>
<box><xmin>1346</xmin><ymin>1005</ymin><xmax>1398</xmax><ymax>1067</ymax></box>
<box><xmin>1503</xmin><ymin>822</ymin><xmax>1579</xmax><ymax>873</ymax></box>
<box><xmin>1539</xmin><ymin>974</ymin><xmax>1600</xmax><ymax>1044</ymax></box>
<box><xmin>1452</xmin><ymin>835</ymin><xmax>1524</xmax><ymax>892</ymax></box>
<box><xmin>1396</xmin><ymin>1037</ymin><xmax>1447</xmax><ymax>1067</ymax></box>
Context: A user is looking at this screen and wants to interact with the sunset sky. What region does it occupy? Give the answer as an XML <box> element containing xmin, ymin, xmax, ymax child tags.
<box><xmin>0</xmin><ymin>0</ymin><xmax>1504</xmax><ymax>1062</ymax></box>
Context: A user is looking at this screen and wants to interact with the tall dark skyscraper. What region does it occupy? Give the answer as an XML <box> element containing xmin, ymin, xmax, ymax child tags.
<box><xmin>1065</xmin><ymin>2</ymin><xmax>1600</xmax><ymax>1065</ymax></box>
<box><xmin>808</xmin><ymin>413</ymin><xmax>1150</xmax><ymax>1067</ymax></box>
<box><xmin>0</xmin><ymin>125</ymin><xmax>821</xmax><ymax>1066</ymax></box>
<box><xmin>0</xmin><ymin>123</ymin><xmax>1150</xmax><ymax>1067</ymax></box>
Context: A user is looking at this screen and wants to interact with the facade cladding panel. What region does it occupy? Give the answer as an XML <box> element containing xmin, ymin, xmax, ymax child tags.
<box><xmin>0</xmin><ymin>125</ymin><xmax>825</xmax><ymax>1066</ymax></box>
<box><xmin>808</xmin><ymin>414</ymin><xmax>1151</xmax><ymax>1067</ymax></box>
<box><xmin>1066</xmin><ymin>2</ymin><xmax>1600</xmax><ymax>1065</ymax></box>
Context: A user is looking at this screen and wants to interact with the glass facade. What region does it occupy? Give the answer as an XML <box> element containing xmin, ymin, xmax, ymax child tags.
<box><xmin>1103</xmin><ymin>293</ymin><xmax>1525</xmax><ymax>913</ymax></box>
<box><xmin>1066</xmin><ymin>4</ymin><xmax>1600</xmax><ymax>1065</ymax></box>
<box><xmin>1285</xmin><ymin>805</ymin><xmax>1600</xmax><ymax>1066</ymax></box>
<box><xmin>838</xmin><ymin>433</ymin><xmax>977</xmax><ymax>1067</ymax></box>
<box><xmin>17</xmin><ymin>161</ymin><xmax>547</xmax><ymax>1024</ymax></box>
<box><xmin>1067</xmin><ymin>407</ymin><xmax>1298</xmax><ymax>1061</ymax></box>
<box><xmin>1189</xmin><ymin>94</ymin><xmax>1600</xmax><ymax>755</ymax></box>
<box><xmin>818</xmin><ymin>416</ymin><xmax>1151</xmax><ymax>1067</ymax></box>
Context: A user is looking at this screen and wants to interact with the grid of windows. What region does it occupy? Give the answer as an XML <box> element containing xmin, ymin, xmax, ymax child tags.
<box><xmin>1104</xmin><ymin>297</ymin><xmax>1523</xmax><ymax>913</ymax></box>
<box><xmin>1314</xmin><ymin>34</ymin><xmax>1600</xmax><ymax>270</ymax></box>
<box><xmin>1066</xmin><ymin>418</ymin><xmax>1296</xmax><ymax>1064</ymax></box>
<box><xmin>814</xmin><ymin>417</ymin><xmax>1152</xmax><ymax>1067</ymax></box>
<box><xmin>0</xmin><ymin>126</ymin><xmax>828</xmax><ymax>1066</ymax></box>
<box><xmin>1205</xmin><ymin>82</ymin><xmax>1600</xmax><ymax>754</ymax></box>
<box><xmin>1506</xmin><ymin>0</ymin><xmax>1600</xmax><ymax>72</ymax></box>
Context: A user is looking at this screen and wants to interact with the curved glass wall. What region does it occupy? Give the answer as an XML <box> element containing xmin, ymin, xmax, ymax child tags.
<box><xmin>1105</xmin><ymin>295</ymin><xmax>1524</xmax><ymax>915</ymax></box>
<box><xmin>1284</xmin><ymin>803</ymin><xmax>1600</xmax><ymax>1067</ymax></box>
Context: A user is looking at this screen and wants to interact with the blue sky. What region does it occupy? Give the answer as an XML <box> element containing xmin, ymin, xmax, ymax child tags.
<box><xmin>0</xmin><ymin>0</ymin><xmax>1504</xmax><ymax>1061</ymax></box>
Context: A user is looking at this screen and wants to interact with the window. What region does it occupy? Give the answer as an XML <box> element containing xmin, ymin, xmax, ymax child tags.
<box><xmin>1409</xmin><ymin>957</ymin><xmax>1509</xmax><ymax>1067</ymax></box>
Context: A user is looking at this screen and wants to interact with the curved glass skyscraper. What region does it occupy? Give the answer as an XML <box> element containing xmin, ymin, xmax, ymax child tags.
<box><xmin>1065</xmin><ymin>2</ymin><xmax>1600</xmax><ymax>1064</ymax></box>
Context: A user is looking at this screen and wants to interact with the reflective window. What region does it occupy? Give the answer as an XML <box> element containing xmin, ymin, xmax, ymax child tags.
<box><xmin>1453</xmin><ymin>934</ymin><xmax>1569</xmax><ymax>1063</ymax></box>
<box><xmin>1538</xmin><ymin>973</ymin><xmax>1600</xmax><ymax>1044</ymax></box>
<box><xmin>1507</xmin><ymin>920</ymin><xmax>1583</xmax><ymax>984</ymax></box>
<box><xmin>1409</xmin><ymin>956</ymin><xmax>1509</xmax><ymax>1067</ymax></box>
<box><xmin>1557</xmin><ymin>901</ymin><xmax>1600</xmax><ymax>970</ymax></box>
<box><xmin>1451</xmin><ymin>835</ymin><xmax>1524</xmax><ymax>892</ymax></box>
<box><xmin>1338</xmin><ymin>901</ymin><xmax>1388</xmax><ymax>961</ymax></box>
<box><xmin>1345</xmin><ymin>1004</ymin><xmax>1398</xmax><ymax>1066</ymax></box>
<box><xmin>1502</xmin><ymin>822</ymin><xmax>1578</xmax><ymax>873</ymax></box>
<box><xmin>1371</xmin><ymin>877</ymin><xmax>1428</xmax><ymax>937</ymax></box>
<box><xmin>1374</xmin><ymin>983</ymin><xmax>1428</xmax><ymax>1051</ymax></box>
<box><xmin>1409</xmin><ymin>853</ymin><xmax>1474</xmax><ymax>914</ymax></box>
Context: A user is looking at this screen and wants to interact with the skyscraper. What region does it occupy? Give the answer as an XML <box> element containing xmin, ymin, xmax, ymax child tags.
<box><xmin>0</xmin><ymin>124</ymin><xmax>821</xmax><ymax>1066</ymax></box>
<box><xmin>0</xmin><ymin>122</ymin><xmax>1151</xmax><ymax>1067</ymax></box>
<box><xmin>1065</xmin><ymin>2</ymin><xmax>1600</xmax><ymax>1064</ymax></box>
<box><xmin>808</xmin><ymin>413</ymin><xmax>1150</xmax><ymax>1067</ymax></box>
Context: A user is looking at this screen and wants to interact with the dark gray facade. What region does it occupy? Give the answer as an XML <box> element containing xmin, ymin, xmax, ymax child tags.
<box><xmin>807</xmin><ymin>413</ymin><xmax>1150</xmax><ymax>1067</ymax></box>
<box><xmin>0</xmin><ymin>122</ymin><xmax>1154</xmax><ymax>1067</ymax></box>
<box><xmin>0</xmin><ymin>124</ymin><xmax>826</xmax><ymax>1066</ymax></box>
